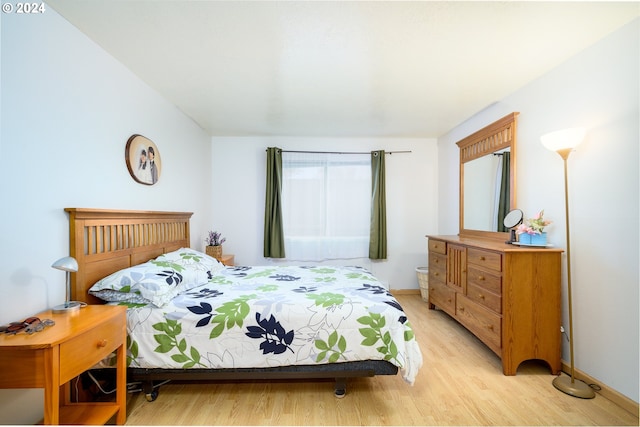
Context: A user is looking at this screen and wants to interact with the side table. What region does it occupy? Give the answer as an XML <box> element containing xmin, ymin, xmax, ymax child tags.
<box><xmin>220</xmin><ymin>254</ymin><xmax>235</xmax><ymax>266</ymax></box>
<box><xmin>0</xmin><ymin>305</ymin><xmax>127</xmax><ymax>425</ymax></box>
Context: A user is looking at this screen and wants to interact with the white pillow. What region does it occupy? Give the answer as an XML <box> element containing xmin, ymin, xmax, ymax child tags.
<box><xmin>154</xmin><ymin>247</ymin><xmax>225</xmax><ymax>288</ymax></box>
<box><xmin>89</xmin><ymin>248</ymin><xmax>224</xmax><ymax>307</ymax></box>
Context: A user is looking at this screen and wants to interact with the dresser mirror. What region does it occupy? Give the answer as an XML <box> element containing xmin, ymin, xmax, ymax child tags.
<box><xmin>457</xmin><ymin>112</ymin><xmax>519</xmax><ymax>240</ymax></box>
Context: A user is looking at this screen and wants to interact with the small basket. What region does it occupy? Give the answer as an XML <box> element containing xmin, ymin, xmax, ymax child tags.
<box><xmin>416</xmin><ymin>267</ymin><xmax>429</xmax><ymax>302</ymax></box>
<box><xmin>206</xmin><ymin>245</ymin><xmax>223</xmax><ymax>260</ymax></box>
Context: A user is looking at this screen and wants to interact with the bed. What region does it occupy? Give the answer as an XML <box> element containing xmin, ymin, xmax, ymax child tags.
<box><xmin>66</xmin><ymin>208</ymin><xmax>422</xmax><ymax>401</ymax></box>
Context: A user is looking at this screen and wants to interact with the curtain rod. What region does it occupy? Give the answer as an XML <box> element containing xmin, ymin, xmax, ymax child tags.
<box><xmin>270</xmin><ymin>149</ymin><xmax>412</xmax><ymax>155</ymax></box>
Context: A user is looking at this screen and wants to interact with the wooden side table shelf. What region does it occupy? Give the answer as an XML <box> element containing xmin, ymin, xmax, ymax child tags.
<box><xmin>0</xmin><ymin>305</ymin><xmax>127</xmax><ymax>425</ymax></box>
<box><xmin>220</xmin><ymin>254</ymin><xmax>235</xmax><ymax>266</ymax></box>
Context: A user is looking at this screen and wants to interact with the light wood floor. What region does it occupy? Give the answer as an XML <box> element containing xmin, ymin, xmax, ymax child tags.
<box><xmin>123</xmin><ymin>294</ymin><xmax>639</xmax><ymax>426</ymax></box>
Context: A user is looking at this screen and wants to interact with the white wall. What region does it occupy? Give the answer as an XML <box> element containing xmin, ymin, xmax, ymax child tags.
<box><xmin>438</xmin><ymin>19</ymin><xmax>639</xmax><ymax>402</ymax></box>
<box><xmin>0</xmin><ymin>9</ymin><xmax>213</xmax><ymax>424</ymax></box>
<box><xmin>210</xmin><ymin>137</ymin><xmax>438</xmax><ymax>291</ymax></box>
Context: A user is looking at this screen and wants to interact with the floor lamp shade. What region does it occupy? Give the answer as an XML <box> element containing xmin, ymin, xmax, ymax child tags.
<box><xmin>541</xmin><ymin>128</ymin><xmax>595</xmax><ymax>399</ymax></box>
<box><xmin>51</xmin><ymin>256</ymin><xmax>82</xmax><ymax>314</ymax></box>
<box><xmin>541</xmin><ymin>128</ymin><xmax>586</xmax><ymax>159</ymax></box>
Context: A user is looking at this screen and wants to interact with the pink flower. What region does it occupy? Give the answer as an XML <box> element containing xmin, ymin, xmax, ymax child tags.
<box><xmin>516</xmin><ymin>210</ymin><xmax>552</xmax><ymax>235</ymax></box>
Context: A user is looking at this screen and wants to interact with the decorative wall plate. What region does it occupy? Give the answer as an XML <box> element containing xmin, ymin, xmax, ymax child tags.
<box><xmin>125</xmin><ymin>134</ymin><xmax>161</xmax><ymax>185</ymax></box>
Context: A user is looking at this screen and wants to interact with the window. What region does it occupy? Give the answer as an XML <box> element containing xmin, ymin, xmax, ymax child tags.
<box><xmin>282</xmin><ymin>152</ymin><xmax>370</xmax><ymax>261</ymax></box>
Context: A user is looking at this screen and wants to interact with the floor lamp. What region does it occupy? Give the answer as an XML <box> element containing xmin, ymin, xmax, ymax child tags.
<box><xmin>540</xmin><ymin>127</ymin><xmax>595</xmax><ymax>399</ymax></box>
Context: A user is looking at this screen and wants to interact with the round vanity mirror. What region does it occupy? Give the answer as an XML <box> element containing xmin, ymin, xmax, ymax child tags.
<box><xmin>503</xmin><ymin>209</ymin><xmax>523</xmax><ymax>229</ymax></box>
<box><xmin>503</xmin><ymin>209</ymin><xmax>523</xmax><ymax>244</ymax></box>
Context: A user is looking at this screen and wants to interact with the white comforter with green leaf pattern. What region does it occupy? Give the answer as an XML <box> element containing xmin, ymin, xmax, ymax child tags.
<box><xmin>118</xmin><ymin>265</ymin><xmax>422</xmax><ymax>384</ymax></box>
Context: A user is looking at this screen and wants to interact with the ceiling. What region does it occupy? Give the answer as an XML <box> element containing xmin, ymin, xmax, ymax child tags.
<box><xmin>46</xmin><ymin>1</ymin><xmax>638</xmax><ymax>138</ymax></box>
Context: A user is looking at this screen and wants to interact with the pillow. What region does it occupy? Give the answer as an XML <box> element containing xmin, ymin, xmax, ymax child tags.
<box><xmin>89</xmin><ymin>248</ymin><xmax>224</xmax><ymax>307</ymax></box>
<box><xmin>90</xmin><ymin>289</ymin><xmax>150</xmax><ymax>305</ymax></box>
<box><xmin>154</xmin><ymin>247</ymin><xmax>225</xmax><ymax>290</ymax></box>
<box><xmin>89</xmin><ymin>259</ymin><xmax>187</xmax><ymax>307</ymax></box>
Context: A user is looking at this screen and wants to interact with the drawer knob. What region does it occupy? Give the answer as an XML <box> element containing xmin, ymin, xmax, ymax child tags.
<box><xmin>479</xmin><ymin>294</ymin><xmax>485</xmax><ymax>300</ymax></box>
<box><xmin>97</xmin><ymin>339</ymin><xmax>108</xmax><ymax>348</ymax></box>
<box><xmin>477</xmin><ymin>275</ymin><xmax>485</xmax><ymax>281</ymax></box>
<box><xmin>487</xmin><ymin>324</ymin><xmax>494</xmax><ymax>331</ymax></box>
<box><xmin>480</xmin><ymin>256</ymin><xmax>486</xmax><ymax>261</ymax></box>
<box><xmin>459</xmin><ymin>306</ymin><xmax>464</xmax><ymax>312</ymax></box>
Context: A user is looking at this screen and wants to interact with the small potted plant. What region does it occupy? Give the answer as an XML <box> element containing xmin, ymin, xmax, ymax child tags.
<box><xmin>205</xmin><ymin>230</ymin><xmax>226</xmax><ymax>259</ymax></box>
<box><xmin>516</xmin><ymin>210</ymin><xmax>552</xmax><ymax>246</ymax></box>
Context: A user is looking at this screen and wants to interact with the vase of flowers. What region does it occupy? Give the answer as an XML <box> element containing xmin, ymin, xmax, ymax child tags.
<box><xmin>516</xmin><ymin>210</ymin><xmax>552</xmax><ymax>246</ymax></box>
<box><xmin>205</xmin><ymin>230</ymin><xmax>226</xmax><ymax>260</ymax></box>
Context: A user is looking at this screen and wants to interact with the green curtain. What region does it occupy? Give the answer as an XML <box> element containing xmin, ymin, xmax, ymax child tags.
<box><xmin>264</xmin><ymin>147</ymin><xmax>285</xmax><ymax>258</ymax></box>
<box><xmin>497</xmin><ymin>152</ymin><xmax>511</xmax><ymax>232</ymax></box>
<box><xmin>369</xmin><ymin>150</ymin><xmax>387</xmax><ymax>259</ymax></box>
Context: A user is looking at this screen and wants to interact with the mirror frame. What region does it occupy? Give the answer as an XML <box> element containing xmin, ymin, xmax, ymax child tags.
<box><xmin>457</xmin><ymin>112</ymin><xmax>519</xmax><ymax>240</ymax></box>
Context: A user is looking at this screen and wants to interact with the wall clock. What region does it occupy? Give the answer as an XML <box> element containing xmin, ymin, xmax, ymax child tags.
<box><xmin>125</xmin><ymin>134</ymin><xmax>162</xmax><ymax>185</ymax></box>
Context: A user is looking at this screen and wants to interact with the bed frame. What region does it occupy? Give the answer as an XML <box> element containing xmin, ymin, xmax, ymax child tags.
<box><xmin>66</xmin><ymin>208</ymin><xmax>398</xmax><ymax>400</ymax></box>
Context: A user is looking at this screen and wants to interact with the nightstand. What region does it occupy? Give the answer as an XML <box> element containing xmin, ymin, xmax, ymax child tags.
<box><xmin>220</xmin><ymin>254</ymin><xmax>235</xmax><ymax>266</ymax></box>
<box><xmin>0</xmin><ymin>305</ymin><xmax>127</xmax><ymax>425</ymax></box>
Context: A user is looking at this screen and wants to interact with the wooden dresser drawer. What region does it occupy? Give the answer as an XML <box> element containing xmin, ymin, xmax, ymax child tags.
<box><xmin>60</xmin><ymin>319</ymin><xmax>124</xmax><ymax>384</ymax></box>
<box><xmin>428</xmin><ymin>239</ymin><xmax>446</xmax><ymax>255</ymax></box>
<box><xmin>429</xmin><ymin>265</ymin><xmax>446</xmax><ymax>286</ymax></box>
<box><xmin>456</xmin><ymin>294</ymin><xmax>501</xmax><ymax>352</ymax></box>
<box><xmin>466</xmin><ymin>283</ymin><xmax>502</xmax><ymax>313</ymax></box>
<box><xmin>467</xmin><ymin>248</ymin><xmax>502</xmax><ymax>272</ymax></box>
<box><xmin>428</xmin><ymin>252</ymin><xmax>447</xmax><ymax>282</ymax></box>
<box><xmin>467</xmin><ymin>265</ymin><xmax>502</xmax><ymax>295</ymax></box>
<box><xmin>429</xmin><ymin>280</ymin><xmax>456</xmax><ymax>316</ymax></box>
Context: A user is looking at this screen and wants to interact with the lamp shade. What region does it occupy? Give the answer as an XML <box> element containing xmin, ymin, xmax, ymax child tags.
<box><xmin>51</xmin><ymin>256</ymin><xmax>78</xmax><ymax>272</ymax></box>
<box><xmin>540</xmin><ymin>128</ymin><xmax>586</xmax><ymax>152</ymax></box>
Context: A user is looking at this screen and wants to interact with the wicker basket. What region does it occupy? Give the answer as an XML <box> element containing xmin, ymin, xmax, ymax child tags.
<box><xmin>416</xmin><ymin>267</ymin><xmax>429</xmax><ymax>302</ymax></box>
<box><xmin>206</xmin><ymin>245</ymin><xmax>223</xmax><ymax>260</ymax></box>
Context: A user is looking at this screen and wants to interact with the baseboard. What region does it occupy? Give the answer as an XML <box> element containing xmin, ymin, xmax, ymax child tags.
<box><xmin>560</xmin><ymin>361</ymin><xmax>639</xmax><ymax>417</ymax></box>
<box><xmin>390</xmin><ymin>289</ymin><xmax>420</xmax><ymax>295</ymax></box>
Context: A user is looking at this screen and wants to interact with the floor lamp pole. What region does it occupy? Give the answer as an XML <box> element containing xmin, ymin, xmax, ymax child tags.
<box><xmin>552</xmin><ymin>148</ymin><xmax>595</xmax><ymax>399</ymax></box>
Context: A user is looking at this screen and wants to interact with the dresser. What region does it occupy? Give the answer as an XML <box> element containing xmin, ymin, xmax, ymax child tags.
<box><xmin>427</xmin><ymin>235</ymin><xmax>562</xmax><ymax>375</ymax></box>
<box><xmin>0</xmin><ymin>305</ymin><xmax>127</xmax><ymax>425</ymax></box>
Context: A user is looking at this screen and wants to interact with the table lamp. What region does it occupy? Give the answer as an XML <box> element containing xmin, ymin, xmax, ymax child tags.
<box><xmin>51</xmin><ymin>256</ymin><xmax>82</xmax><ymax>314</ymax></box>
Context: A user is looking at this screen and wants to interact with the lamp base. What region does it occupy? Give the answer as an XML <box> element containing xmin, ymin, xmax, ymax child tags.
<box><xmin>553</xmin><ymin>374</ymin><xmax>596</xmax><ymax>399</ymax></box>
<box><xmin>52</xmin><ymin>301</ymin><xmax>82</xmax><ymax>314</ymax></box>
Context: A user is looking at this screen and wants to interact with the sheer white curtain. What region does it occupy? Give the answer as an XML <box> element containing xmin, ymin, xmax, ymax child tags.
<box><xmin>282</xmin><ymin>152</ymin><xmax>370</xmax><ymax>261</ymax></box>
<box><xmin>492</xmin><ymin>157</ymin><xmax>503</xmax><ymax>228</ymax></box>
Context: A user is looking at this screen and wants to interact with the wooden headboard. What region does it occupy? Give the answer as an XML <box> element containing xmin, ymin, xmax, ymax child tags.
<box><xmin>66</xmin><ymin>208</ymin><xmax>193</xmax><ymax>304</ymax></box>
